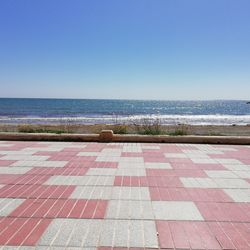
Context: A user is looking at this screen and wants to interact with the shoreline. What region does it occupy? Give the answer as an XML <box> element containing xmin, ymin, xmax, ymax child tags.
<box><xmin>1</xmin><ymin>123</ymin><xmax>250</xmax><ymax>136</ymax></box>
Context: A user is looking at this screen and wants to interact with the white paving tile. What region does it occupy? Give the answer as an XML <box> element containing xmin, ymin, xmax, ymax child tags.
<box><xmin>0</xmin><ymin>143</ymin><xmax>13</xmax><ymax>147</ymax></box>
<box><xmin>181</xmin><ymin>177</ymin><xmax>250</xmax><ymax>188</ymax></box>
<box><xmin>223</xmin><ymin>164</ymin><xmax>250</xmax><ymax>171</ymax></box>
<box><xmin>152</xmin><ymin>201</ymin><xmax>204</xmax><ymax>221</ymax></box>
<box><xmin>214</xmin><ymin>178</ymin><xmax>250</xmax><ymax>188</ymax></box>
<box><xmin>180</xmin><ymin>177</ymin><xmax>218</xmax><ymax>188</ymax></box>
<box><xmin>116</xmin><ymin>168</ymin><xmax>146</xmax><ymax>176</ymax></box>
<box><xmin>144</xmin><ymin>162</ymin><xmax>172</xmax><ymax>169</ymax></box>
<box><xmin>106</xmin><ymin>200</ymin><xmax>154</xmax><ymax>219</ymax></box>
<box><xmin>100</xmin><ymin>148</ymin><xmax>122</xmax><ymax>156</ymax></box>
<box><xmin>215</xmin><ymin>158</ymin><xmax>243</xmax><ymax>164</ymax></box>
<box><xmin>11</xmin><ymin>160</ymin><xmax>68</xmax><ymax>167</ymax></box>
<box><xmin>205</xmin><ymin>170</ymin><xmax>239</xmax><ymax>178</ymax></box>
<box><xmin>77</xmin><ymin>152</ymin><xmax>100</xmax><ymax>156</ymax></box>
<box><xmin>38</xmin><ymin>219</ymin><xmax>158</xmax><ymax>248</ymax></box>
<box><xmin>184</xmin><ymin>153</ymin><xmax>211</xmax><ymax>159</ymax></box>
<box><xmin>111</xmin><ymin>187</ymin><xmax>150</xmax><ymax>200</ymax></box>
<box><xmin>21</xmin><ymin>147</ymin><xmax>64</xmax><ymax>152</ymax></box>
<box><xmin>85</xmin><ymin>168</ymin><xmax>117</xmax><ymax>176</ymax></box>
<box><xmin>223</xmin><ymin>189</ymin><xmax>250</xmax><ymax>202</ymax></box>
<box><xmin>1</xmin><ymin>155</ymin><xmax>49</xmax><ymax>161</ymax></box>
<box><xmin>0</xmin><ymin>150</ymin><xmax>36</xmax><ymax>155</ymax></box>
<box><xmin>142</xmin><ymin>145</ymin><xmax>160</xmax><ymax>149</ymax></box>
<box><xmin>183</xmin><ymin>149</ymin><xmax>223</xmax><ymax>155</ymax></box>
<box><xmin>122</xmin><ymin>145</ymin><xmax>142</xmax><ymax>152</ymax></box>
<box><xmin>164</xmin><ymin>153</ymin><xmax>188</xmax><ymax>158</ymax></box>
<box><xmin>232</xmin><ymin>171</ymin><xmax>250</xmax><ymax>178</ymax></box>
<box><xmin>118</xmin><ymin>162</ymin><xmax>145</xmax><ymax>168</ymax></box>
<box><xmin>119</xmin><ymin>157</ymin><xmax>144</xmax><ymax>163</ymax></box>
<box><xmin>191</xmin><ymin>158</ymin><xmax>218</xmax><ymax>164</ymax></box>
<box><xmin>213</xmin><ymin>147</ymin><xmax>237</xmax><ymax>151</ymax></box>
<box><xmin>95</xmin><ymin>156</ymin><xmax>120</xmax><ymax>162</ymax></box>
<box><xmin>70</xmin><ymin>186</ymin><xmax>113</xmax><ymax>199</ymax></box>
<box><xmin>0</xmin><ymin>167</ymin><xmax>32</xmax><ymax>174</ymax></box>
<box><xmin>0</xmin><ymin>198</ymin><xmax>25</xmax><ymax>216</ymax></box>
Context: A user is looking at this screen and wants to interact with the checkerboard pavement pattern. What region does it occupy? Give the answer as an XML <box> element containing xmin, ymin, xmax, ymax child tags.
<box><xmin>0</xmin><ymin>141</ymin><xmax>249</xmax><ymax>249</ymax></box>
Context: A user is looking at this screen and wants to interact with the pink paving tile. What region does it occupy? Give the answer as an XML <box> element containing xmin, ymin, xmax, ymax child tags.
<box><xmin>48</xmin><ymin>185</ymin><xmax>76</xmax><ymax>199</ymax></box>
<box><xmin>142</xmin><ymin>151</ymin><xmax>162</xmax><ymax>156</ymax></box>
<box><xmin>0</xmin><ymin>217</ymin><xmax>14</xmax><ymax>233</ymax></box>
<box><xmin>0</xmin><ymin>174</ymin><xmax>20</xmax><ymax>184</ymax></box>
<box><xmin>22</xmin><ymin>218</ymin><xmax>52</xmax><ymax>246</ymax></box>
<box><xmin>178</xmin><ymin>145</ymin><xmax>198</xmax><ymax>150</ymax></box>
<box><xmin>69</xmin><ymin>199</ymin><xmax>87</xmax><ymax>218</ymax></box>
<box><xmin>61</xmin><ymin>147</ymin><xmax>84</xmax><ymax>152</ymax></box>
<box><xmin>64</xmin><ymin>161</ymin><xmax>89</xmax><ymax>168</ymax></box>
<box><xmin>143</xmin><ymin>156</ymin><xmax>169</xmax><ymax>163</ymax></box>
<box><xmin>196</xmin><ymin>202</ymin><xmax>250</xmax><ymax>222</ymax></box>
<box><xmin>13</xmin><ymin>174</ymin><xmax>50</xmax><ymax>185</ymax></box>
<box><xmin>0</xmin><ymin>160</ymin><xmax>17</xmax><ymax>166</ymax></box>
<box><xmin>0</xmin><ymin>218</ymin><xmax>28</xmax><ymax>245</ymax></box>
<box><xmin>7</xmin><ymin>218</ymin><xmax>40</xmax><ymax>245</ymax></box>
<box><xmin>114</xmin><ymin>176</ymin><xmax>183</xmax><ymax>187</ymax></box>
<box><xmin>114</xmin><ymin>176</ymin><xmax>122</xmax><ymax>186</ymax></box>
<box><xmin>149</xmin><ymin>187</ymin><xmax>233</xmax><ymax>202</ymax></box>
<box><xmin>219</xmin><ymin>222</ymin><xmax>250</xmax><ymax>249</ymax></box>
<box><xmin>79</xmin><ymin>200</ymin><xmax>97</xmax><ymax>218</ymax></box>
<box><xmin>88</xmin><ymin>161</ymin><xmax>119</xmax><ymax>168</ymax></box>
<box><xmin>94</xmin><ymin>200</ymin><xmax>108</xmax><ymax>218</ymax></box>
<box><xmin>232</xmin><ymin>223</ymin><xmax>250</xmax><ymax>248</ymax></box>
<box><xmin>46</xmin><ymin>155</ymin><xmax>74</xmax><ymax>161</ymax></box>
<box><xmin>26</xmin><ymin>167</ymin><xmax>88</xmax><ymax>176</ymax></box>
<box><xmin>207</xmin><ymin>222</ymin><xmax>238</xmax><ymax>249</ymax></box>
<box><xmin>156</xmin><ymin>221</ymin><xmax>174</xmax><ymax>248</ymax></box>
<box><xmin>65</xmin><ymin>161</ymin><xmax>118</xmax><ymax>168</ymax></box>
<box><xmin>239</xmin><ymin>158</ymin><xmax>250</xmax><ymax>164</ymax></box>
<box><xmin>45</xmin><ymin>199</ymin><xmax>68</xmax><ymax>218</ymax></box>
<box><xmin>98</xmin><ymin>248</ymin><xmax>153</xmax><ymax>250</ymax></box>
<box><xmin>11</xmin><ymin>198</ymin><xmax>108</xmax><ymax>219</ymax></box>
<box><xmin>168</xmin><ymin>221</ymin><xmax>190</xmax><ymax>249</ymax></box>
<box><xmin>165</xmin><ymin>158</ymin><xmax>194</xmax><ymax>164</ymax></box>
<box><xmin>57</xmin><ymin>199</ymin><xmax>76</xmax><ymax>217</ymax></box>
<box><xmin>160</xmin><ymin>144</ymin><xmax>183</xmax><ymax>152</ymax></box>
<box><xmin>157</xmin><ymin>221</ymin><xmax>222</xmax><ymax>250</ymax></box>
<box><xmin>82</xmin><ymin>144</ymin><xmax>107</xmax><ymax>151</ymax></box>
<box><xmin>33</xmin><ymin>151</ymin><xmax>58</xmax><ymax>156</ymax></box>
<box><xmin>146</xmin><ymin>169</ymin><xmax>207</xmax><ymax>177</ymax></box>
<box><xmin>70</xmin><ymin>156</ymin><xmax>97</xmax><ymax>162</ymax></box>
<box><xmin>183</xmin><ymin>221</ymin><xmax>207</xmax><ymax>249</ymax></box>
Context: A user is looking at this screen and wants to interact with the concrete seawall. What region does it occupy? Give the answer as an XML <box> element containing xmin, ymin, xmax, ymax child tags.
<box><xmin>0</xmin><ymin>131</ymin><xmax>250</xmax><ymax>145</ymax></box>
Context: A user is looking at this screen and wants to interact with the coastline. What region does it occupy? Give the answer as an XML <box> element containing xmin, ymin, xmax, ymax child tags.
<box><xmin>1</xmin><ymin>123</ymin><xmax>250</xmax><ymax>136</ymax></box>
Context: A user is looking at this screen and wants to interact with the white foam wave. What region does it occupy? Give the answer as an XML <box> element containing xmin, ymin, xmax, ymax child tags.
<box><xmin>1</xmin><ymin>114</ymin><xmax>250</xmax><ymax>125</ymax></box>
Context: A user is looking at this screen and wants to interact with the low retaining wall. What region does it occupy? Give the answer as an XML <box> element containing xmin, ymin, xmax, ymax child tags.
<box><xmin>0</xmin><ymin>131</ymin><xmax>250</xmax><ymax>144</ymax></box>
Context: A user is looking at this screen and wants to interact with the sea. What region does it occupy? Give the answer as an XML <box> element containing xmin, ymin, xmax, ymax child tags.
<box><xmin>0</xmin><ymin>98</ymin><xmax>250</xmax><ymax>125</ymax></box>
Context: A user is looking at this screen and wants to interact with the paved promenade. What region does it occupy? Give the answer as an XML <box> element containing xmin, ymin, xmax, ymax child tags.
<box><xmin>0</xmin><ymin>141</ymin><xmax>249</xmax><ymax>249</ymax></box>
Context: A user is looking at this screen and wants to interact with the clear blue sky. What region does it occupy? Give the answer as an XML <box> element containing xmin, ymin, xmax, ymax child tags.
<box><xmin>0</xmin><ymin>0</ymin><xmax>250</xmax><ymax>100</ymax></box>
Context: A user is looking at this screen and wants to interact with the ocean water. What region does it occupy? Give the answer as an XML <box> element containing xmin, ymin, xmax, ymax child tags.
<box><xmin>0</xmin><ymin>98</ymin><xmax>250</xmax><ymax>125</ymax></box>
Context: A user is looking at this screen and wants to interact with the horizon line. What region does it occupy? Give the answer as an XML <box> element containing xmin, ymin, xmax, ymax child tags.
<box><xmin>0</xmin><ymin>97</ymin><xmax>249</xmax><ymax>102</ymax></box>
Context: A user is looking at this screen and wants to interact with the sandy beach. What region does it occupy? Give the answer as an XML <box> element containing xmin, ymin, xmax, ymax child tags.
<box><xmin>1</xmin><ymin>123</ymin><xmax>250</xmax><ymax>136</ymax></box>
